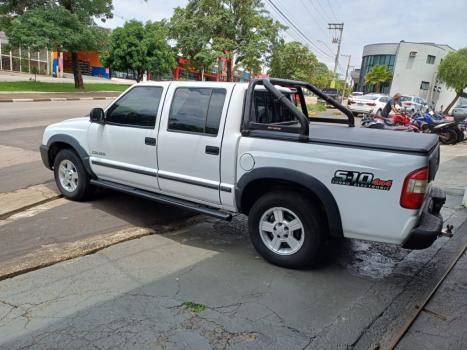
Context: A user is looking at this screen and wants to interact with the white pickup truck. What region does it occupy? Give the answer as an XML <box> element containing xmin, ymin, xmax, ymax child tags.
<box><xmin>40</xmin><ymin>78</ymin><xmax>445</xmax><ymax>268</ymax></box>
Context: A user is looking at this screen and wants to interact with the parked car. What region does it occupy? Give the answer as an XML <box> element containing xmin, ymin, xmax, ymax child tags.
<box><xmin>452</xmin><ymin>103</ymin><xmax>467</xmax><ymax>121</ymax></box>
<box><xmin>318</xmin><ymin>88</ymin><xmax>342</xmax><ymax>106</ymax></box>
<box><xmin>347</xmin><ymin>91</ymin><xmax>363</xmax><ymax>105</ymax></box>
<box><xmin>400</xmin><ymin>95</ymin><xmax>427</xmax><ymax>113</ymax></box>
<box><xmin>347</xmin><ymin>94</ymin><xmax>390</xmax><ymax>115</ymax></box>
<box><xmin>40</xmin><ymin>78</ymin><xmax>445</xmax><ymax>269</ymax></box>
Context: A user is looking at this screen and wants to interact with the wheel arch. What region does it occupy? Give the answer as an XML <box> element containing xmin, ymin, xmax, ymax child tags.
<box><xmin>46</xmin><ymin>134</ymin><xmax>95</xmax><ymax>177</ymax></box>
<box><xmin>235</xmin><ymin>167</ymin><xmax>343</xmax><ymax>238</ymax></box>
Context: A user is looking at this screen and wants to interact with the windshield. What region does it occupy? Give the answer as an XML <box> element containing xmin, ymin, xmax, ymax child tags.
<box><xmin>400</xmin><ymin>96</ymin><xmax>412</xmax><ymax>102</ymax></box>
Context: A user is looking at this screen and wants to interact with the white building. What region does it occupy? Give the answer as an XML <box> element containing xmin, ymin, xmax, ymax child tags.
<box><xmin>357</xmin><ymin>41</ymin><xmax>458</xmax><ymax>112</ymax></box>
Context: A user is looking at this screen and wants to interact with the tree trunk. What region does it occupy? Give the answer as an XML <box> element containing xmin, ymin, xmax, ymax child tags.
<box><xmin>71</xmin><ymin>51</ymin><xmax>84</xmax><ymax>89</ymax></box>
<box><xmin>201</xmin><ymin>67</ymin><xmax>205</xmax><ymax>81</ymax></box>
<box><xmin>443</xmin><ymin>91</ymin><xmax>461</xmax><ymax>115</ymax></box>
<box><xmin>226</xmin><ymin>59</ymin><xmax>233</xmax><ymax>82</ymax></box>
<box><xmin>375</xmin><ymin>83</ymin><xmax>381</xmax><ymax>93</ymax></box>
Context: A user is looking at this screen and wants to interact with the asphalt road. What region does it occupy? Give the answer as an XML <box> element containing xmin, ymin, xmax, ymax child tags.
<box><xmin>0</xmin><ymin>100</ymin><xmax>195</xmax><ymax>264</ymax></box>
<box><xmin>0</xmin><ymin>101</ymin><xmax>466</xmax><ymax>349</ymax></box>
<box><xmin>0</xmin><ymin>100</ymin><xmax>109</xmax><ymax>192</ymax></box>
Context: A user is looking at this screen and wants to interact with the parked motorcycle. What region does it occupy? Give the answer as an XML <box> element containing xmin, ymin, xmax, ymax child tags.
<box><xmin>412</xmin><ymin>111</ymin><xmax>459</xmax><ymax>144</ymax></box>
<box><xmin>361</xmin><ymin>114</ymin><xmax>419</xmax><ymax>132</ymax></box>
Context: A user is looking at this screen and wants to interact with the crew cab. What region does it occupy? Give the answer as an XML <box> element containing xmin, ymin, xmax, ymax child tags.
<box><xmin>40</xmin><ymin>78</ymin><xmax>445</xmax><ymax>268</ymax></box>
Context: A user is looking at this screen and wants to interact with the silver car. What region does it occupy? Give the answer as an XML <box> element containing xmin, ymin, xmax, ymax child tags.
<box><xmin>452</xmin><ymin>104</ymin><xmax>467</xmax><ymax>120</ymax></box>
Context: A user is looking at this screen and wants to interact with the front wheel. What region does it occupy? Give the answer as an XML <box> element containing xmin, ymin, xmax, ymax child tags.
<box><xmin>437</xmin><ymin>129</ymin><xmax>458</xmax><ymax>145</ymax></box>
<box><xmin>248</xmin><ymin>191</ymin><xmax>325</xmax><ymax>269</ymax></box>
<box><xmin>53</xmin><ymin>149</ymin><xmax>92</xmax><ymax>200</ymax></box>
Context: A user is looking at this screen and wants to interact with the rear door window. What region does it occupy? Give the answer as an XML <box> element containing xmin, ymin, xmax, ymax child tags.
<box><xmin>168</xmin><ymin>87</ymin><xmax>227</xmax><ymax>136</ymax></box>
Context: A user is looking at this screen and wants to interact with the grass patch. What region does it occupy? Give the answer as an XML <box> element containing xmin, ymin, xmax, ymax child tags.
<box><xmin>182</xmin><ymin>301</ymin><xmax>207</xmax><ymax>313</ymax></box>
<box><xmin>307</xmin><ymin>102</ymin><xmax>327</xmax><ymax>114</ymax></box>
<box><xmin>0</xmin><ymin>81</ymin><xmax>130</xmax><ymax>92</ymax></box>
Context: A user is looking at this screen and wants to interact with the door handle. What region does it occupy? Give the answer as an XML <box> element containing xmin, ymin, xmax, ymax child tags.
<box><xmin>205</xmin><ymin>145</ymin><xmax>220</xmax><ymax>155</ymax></box>
<box><xmin>145</xmin><ymin>137</ymin><xmax>156</xmax><ymax>146</ymax></box>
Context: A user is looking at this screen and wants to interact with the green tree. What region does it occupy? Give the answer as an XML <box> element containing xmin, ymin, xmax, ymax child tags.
<box><xmin>438</xmin><ymin>48</ymin><xmax>467</xmax><ymax>114</ymax></box>
<box><xmin>169</xmin><ymin>5</ymin><xmax>221</xmax><ymax>81</ymax></box>
<box><xmin>101</xmin><ymin>20</ymin><xmax>176</xmax><ymax>83</ymax></box>
<box><xmin>170</xmin><ymin>0</ymin><xmax>282</xmax><ymax>82</ymax></box>
<box><xmin>310</xmin><ymin>62</ymin><xmax>333</xmax><ymax>89</ymax></box>
<box><xmin>3</xmin><ymin>0</ymin><xmax>113</xmax><ymax>89</ymax></box>
<box><xmin>268</xmin><ymin>41</ymin><xmax>318</xmax><ymax>81</ymax></box>
<box><xmin>364</xmin><ymin>64</ymin><xmax>392</xmax><ymax>93</ymax></box>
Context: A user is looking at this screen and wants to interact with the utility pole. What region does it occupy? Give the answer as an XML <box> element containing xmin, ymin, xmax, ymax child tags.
<box><xmin>341</xmin><ymin>54</ymin><xmax>351</xmax><ymax>99</ymax></box>
<box><xmin>328</xmin><ymin>23</ymin><xmax>344</xmax><ymax>87</ymax></box>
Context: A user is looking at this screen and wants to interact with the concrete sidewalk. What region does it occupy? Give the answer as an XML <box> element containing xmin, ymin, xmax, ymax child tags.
<box><xmin>395</xmin><ymin>241</ymin><xmax>467</xmax><ymax>349</ymax></box>
<box><xmin>0</xmin><ymin>92</ymin><xmax>120</xmax><ymax>103</ymax></box>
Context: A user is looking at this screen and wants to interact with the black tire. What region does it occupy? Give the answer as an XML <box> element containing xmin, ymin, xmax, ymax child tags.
<box><xmin>437</xmin><ymin>129</ymin><xmax>458</xmax><ymax>145</ymax></box>
<box><xmin>53</xmin><ymin>148</ymin><xmax>92</xmax><ymax>200</ymax></box>
<box><xmin>454</xmin><ymin>127</ymin><xmax>464</xmax><ymax>142</ymax></box>
<box><xmin>248</xmin><ymin>190</ymin><xmax>325</xmax><ymax>269</ymax></box>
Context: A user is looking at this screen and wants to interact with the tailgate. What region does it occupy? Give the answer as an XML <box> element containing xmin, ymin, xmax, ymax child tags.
<box><xmin>428</xmin><ymin>142</ymin><xmax>440</xmax><ymax>181</ymax></box>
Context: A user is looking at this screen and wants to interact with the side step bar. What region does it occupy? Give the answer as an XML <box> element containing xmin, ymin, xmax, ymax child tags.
<box><xmin>90</xmin><ymin>179</ymin><xmax>232</xmax><ymax>221</ymax></box>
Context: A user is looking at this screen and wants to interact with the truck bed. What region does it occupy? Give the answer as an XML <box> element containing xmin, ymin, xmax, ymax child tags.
<box><xmin>308</xmin><ymin>124</ymin><xmax>439</xmax><ymax>155</ymax></box>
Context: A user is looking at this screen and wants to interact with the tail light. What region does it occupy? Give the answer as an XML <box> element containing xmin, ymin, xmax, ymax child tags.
<box><xmin>366</xmin><ymin>102</ymin><xmax>376</xmax><ymax>106</ymax></box>
<box><xmin>400</xmin><ymin>167</ymin><xmax>428</xmax><ymax>209</ymax></box>
<box><xmin>405</xmin><ymin>102</ymin><xmax>413</xmax><ymax>106</ymax></box>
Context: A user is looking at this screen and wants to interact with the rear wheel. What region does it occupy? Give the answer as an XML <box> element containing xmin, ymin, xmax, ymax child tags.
<box><xmin>437</xmin><ymin>129</ymin><xmax>458</xmax><ymax>145</ymax></box>
<box><xmin>454</xmin><ymin>127</ymin><xmax>464</xmax><ymax>142</ymax></box>
<box><xmin>53</xmin><ymin>149</ymin><xmax>92</xmax><ymax>200</ymax></box>
<box><xmin>248</xmin><ymin>191</ymin><xmax>325</xmax><ymax>269</ymax></box>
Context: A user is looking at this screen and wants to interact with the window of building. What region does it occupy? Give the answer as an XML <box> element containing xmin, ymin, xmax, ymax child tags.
<box><xmin>168</xmin><ymin>87</ymin><xmax>226</xmax><ymax>136</ymax></box>
<box><xmin>426</xmin><ymin>55</ymin><xmax>436</xmax><ymax>64</ymax></box>
<box><xmin>420</xmin><ymin>81</ymin><xmax>430</xmax><ymax>90</ymax></box>
<box><xmin>106</xmin><ymin>86</ymin><xmax>163</xmax><ymax>128</ymax></box>
<box><xmin>359</xmin><ymin>54</ymin><xmax>395</xmax><ymax>93</ymax></box>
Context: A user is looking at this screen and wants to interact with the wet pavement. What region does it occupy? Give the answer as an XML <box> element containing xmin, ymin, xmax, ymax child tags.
<box><xmin>0</xmin><ymin>199</ymin><xmax>466</xmax><ymax>349</ymax></box>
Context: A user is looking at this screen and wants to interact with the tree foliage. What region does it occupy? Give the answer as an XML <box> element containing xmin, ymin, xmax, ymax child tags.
<box><xmin>438</xmin><ymin>47</ymin><xmax>467</xmax><ymax>113</ymax></box>
<box><xmin>268</xmin><ymin>41</ymin><xmax>318</xmax><ymax>81</ymax></box>
<box><xmin>169</xmin><ymin>0</ymin><xmax>283</xmax><ymax>81</ymax></box>
<box><xmin>364</xmin><ymin>64</ymin><xmax>392</xmax><ymax>93</ymax></box>
<box><xmin>101</xmin><ymin>20</ymin><xmax>176</xmax><ymax>83</ymax></box>
<box><xmin>310</xmin><ymin>62</ymin><xmax>333</xmax><ymax>89</ymax></box>
<box><xmin>3</xmin><ymin>0</ymin><xmax>113</xmax><ymax>88</ymax></box>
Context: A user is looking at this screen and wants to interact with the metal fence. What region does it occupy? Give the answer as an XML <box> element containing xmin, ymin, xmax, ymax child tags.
<box><xmin>0</xmin><ymin>41</ymin><xmax>49</xmax><ymax>75</ymax></box>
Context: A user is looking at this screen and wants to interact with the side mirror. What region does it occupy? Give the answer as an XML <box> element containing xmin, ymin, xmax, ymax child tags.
<box><xmin>90</xmin><ymin>108</ymin><xmax>105</xmax><ymax>123</ymax></box>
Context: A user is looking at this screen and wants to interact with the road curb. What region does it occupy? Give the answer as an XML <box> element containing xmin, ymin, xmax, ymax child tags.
<box><xmin>0</xmin><ymin>227</ymin><xmax>154</xmax><ymax>282</ymax></box>
<box><xmin>0</xmin><ymin>96</ymin><xmax>116</xmax><ymax>103</ymax></box>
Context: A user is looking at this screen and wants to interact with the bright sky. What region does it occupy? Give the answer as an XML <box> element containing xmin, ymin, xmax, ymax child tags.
<box><xmin>102</xmin><ymin>0</ymin><xmax>467</xmax><ymax>77</ymax></box>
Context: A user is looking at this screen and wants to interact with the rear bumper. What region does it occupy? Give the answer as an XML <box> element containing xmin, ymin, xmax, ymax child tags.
<box><xmin>402</xmin><ymin>186</ymin><xmax>445</xmax><ymax>249</ymax></box>
<box><xmin>39</xmin><ymin>144</ymin><xmax>52</xmax><ymax>169</ymax></box>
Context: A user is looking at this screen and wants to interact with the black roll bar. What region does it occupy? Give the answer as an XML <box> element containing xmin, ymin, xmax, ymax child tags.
<box><xmin>242</xmin><ymin>78</ymin><xmax>355</xmax><ymax>139</ymax></box>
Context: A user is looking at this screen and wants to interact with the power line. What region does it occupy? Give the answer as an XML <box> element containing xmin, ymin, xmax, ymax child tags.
<box><xmin>325</xmin><ymin>0</ymin><xmax>338</xmax><ymax>21</ymax></box>
<box><xmin>265</xmin><ymin>0</ymin><xmax>334</xmax><ymax>60</ymax></box>
<box><xmin>306</xmin><ymin>0</ymin><xmax>332</xmax><ymax>24</ymax></box>
<box><xmin>299</xmin><ymin>0</ymin><xmax>332</xmax><ymax>41</ymax></box>
<box><xmin>316</xmin><ymin>0</ymin><xmax>334</xmax><ymax>22</ymax></box>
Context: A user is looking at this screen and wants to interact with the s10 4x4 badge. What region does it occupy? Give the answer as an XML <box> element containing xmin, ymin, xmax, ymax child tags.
<box><xmin>331</xmin><ymin>170</ymin><xmax>393</xmax><ymax>191</ymax></box>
